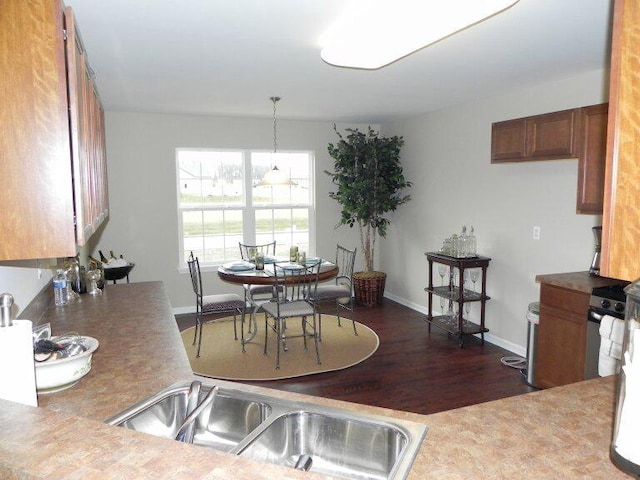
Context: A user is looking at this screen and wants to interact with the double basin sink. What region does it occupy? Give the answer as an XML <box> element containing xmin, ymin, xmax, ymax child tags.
<box><xmin>105</xmin><ymin>380</ymin><xmax>428</xmax><ymax>480</ymax></box>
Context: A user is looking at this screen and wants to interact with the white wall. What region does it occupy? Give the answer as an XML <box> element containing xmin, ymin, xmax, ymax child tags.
<box><xmin>0</xmin><ymin>68</ymin><xmax>609</xmax><ymax>347</ymax></box>
<box><xmin>0</xmin><ymin>261</ymin><xmax>52</xmax><ymax>317</ymax></box>
<box><xmin>93</xmin><ymin>113</ymin><xmax>369</xmax><ymax>312</ymax></box>
<box><xmin>379</xmin><ymin>68</ymin><xmax>609</xmax><ymax>355</ymax></box>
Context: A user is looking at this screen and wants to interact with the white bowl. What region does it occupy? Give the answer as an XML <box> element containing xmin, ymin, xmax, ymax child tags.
<box><xmin>35</xmin><ymin>336</ymin><xmax>99</xmax><ymax>394</ymax></box>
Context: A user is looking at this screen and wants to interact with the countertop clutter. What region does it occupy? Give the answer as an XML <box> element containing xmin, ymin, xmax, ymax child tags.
<box><xmin>0</xmin><ymin>282</ymin><xmax>630</xmax><ymax>479</ymax></box>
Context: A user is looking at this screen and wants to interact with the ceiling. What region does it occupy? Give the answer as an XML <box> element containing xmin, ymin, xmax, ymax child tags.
<box><xmin>66</xmin><ymin>0</ymin><xmax>614</xmax><ymax>123</ymax></box>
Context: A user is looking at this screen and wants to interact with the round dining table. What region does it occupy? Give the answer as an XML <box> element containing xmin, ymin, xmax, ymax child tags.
<box><xmin>217</xmin><ymin>261</ymin><xmax>338</xmax><ymax>286</ymax></box>
<box><xmin>217</xmin><ymin>260</ymin><xmax>339</xmax><ymax>346</ymax></box>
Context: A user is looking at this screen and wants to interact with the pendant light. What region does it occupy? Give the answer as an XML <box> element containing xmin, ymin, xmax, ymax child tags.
<box><xmin>259</xmin><ymin>96</ymin><xmax>292</xmax><ymax>186</ymax></box>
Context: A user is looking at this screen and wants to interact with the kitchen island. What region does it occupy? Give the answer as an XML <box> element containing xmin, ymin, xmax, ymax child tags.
<box><xmin>0</xmin><ymin>282</ymin><xmax>629</xmax><ymax>479</ymax></box>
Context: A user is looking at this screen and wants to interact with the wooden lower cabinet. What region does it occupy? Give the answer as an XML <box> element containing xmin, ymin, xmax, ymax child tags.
<box><xmin>535</xmin><ymin>284</ymin><xmax>589</xmax><ymax>388</ymax></box>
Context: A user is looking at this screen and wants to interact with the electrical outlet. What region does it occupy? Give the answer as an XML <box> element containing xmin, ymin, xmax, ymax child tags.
<box><xmin>533</xmin><ymin>226</ymin><xmax>541</xmax><ymax>240</ymax></box>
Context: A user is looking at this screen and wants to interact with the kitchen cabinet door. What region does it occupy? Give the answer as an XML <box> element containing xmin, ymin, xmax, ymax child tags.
<box><xmin>491</xmin><ymin>108</ymin><xmax>580</xmax><ymax>163</ymax></box>
<box><xmin>0</xmin><ymin>0</ymin><xmax>76</xmax><ymax>260</ymax></box>
<box><xmin>0</xmin><ymin>0</ymin><xmax>108</xmax><ymax>260</ymax></box>
<box><xmin>601</xmin><ymin>0</ymin><xmax>640</xmax><ymax>282</ymax></box>
<box><xmin>535</xmin><ymin>284</ymin><xmax>589</xmax><ymax>388</ymax></box>
<box><xmin>526</xmin><ymin>109</ymin><xmax>580</xmax><ymax>160</ymax></box>
<box><xmin>491</xmin><ymin>118</ymin><xmax>527</xmax><ymax>162</ymax></box>
<box><xmin>65</xmin><ymin>8</ymin><xmax>109</xmax><ymax>246</ymax></box>
<box><xmin>576</xmin><ymin>103</ymin><xmax>608</xmax><ymax>215</ymax></box>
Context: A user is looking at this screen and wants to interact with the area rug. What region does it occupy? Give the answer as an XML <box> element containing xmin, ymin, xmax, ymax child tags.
<box><xmin>181</xmin><ymin>315</ymin><xmax>379</xmax><ymax>381</ymax></box>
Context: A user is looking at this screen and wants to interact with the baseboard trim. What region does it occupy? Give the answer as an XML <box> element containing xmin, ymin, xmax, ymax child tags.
<box><xmin>173</xmin><ymin>306</ymin><xmax>196</xmax><ymax>316</ymax></box>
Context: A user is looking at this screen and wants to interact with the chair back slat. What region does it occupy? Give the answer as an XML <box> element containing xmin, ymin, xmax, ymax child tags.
<box><xmin>335</xmin><ymin>244</ymin><xmax>357</xmax><ymax>288</ymax></box>
<box><xmin>187</xmin><ymin>251</ymin><xmax>204</xmax><ymax>310</ymax></box>
<box><xmin>271</xmin><ymin>261</ymin><xmax>322</xmax><ymax>314</ymax></box>
<box><xmin>239</xmin><ymin>241</ymin><xmax>276</xmax><ymax>261</ymax></box>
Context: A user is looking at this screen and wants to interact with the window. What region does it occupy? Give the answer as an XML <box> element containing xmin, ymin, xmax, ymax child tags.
<box><xmin>177</xmin><ymin>148</ymin><xmax>314</xmax><ymax>267</ymax></box>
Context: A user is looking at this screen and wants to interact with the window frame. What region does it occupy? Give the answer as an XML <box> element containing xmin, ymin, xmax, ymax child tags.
<box><xmin>176</xmin><ymin>147</ymin><xmax>315</xmax><ymax>271</ymax></box>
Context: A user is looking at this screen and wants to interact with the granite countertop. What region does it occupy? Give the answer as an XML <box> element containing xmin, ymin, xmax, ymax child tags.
<box><xmin>0</xmin><ymin>282</ymin><xmax>630</xmax><ymax>479</ymax></box>
<box><xmin>535</xmin><ymin>271</ymin><xmax>626</xmax><ymax>293</ymax></box>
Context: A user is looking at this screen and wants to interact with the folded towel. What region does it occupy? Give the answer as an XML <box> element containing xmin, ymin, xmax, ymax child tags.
<box><xmin>599</xmin><ymin>320</ymin><xmax>624</xmax><ymax>376</ymax></box>
<box><xmin>600</xmin><ymin>337</ymin><xmax>623</xmax><ymax>360</ymax></box>
<box><xmin>599</xmin><ymin>352</ymin><xmax>620</xmax><ymax>376</ymax></box>
<box><xmin>599</xmin><ymin>314</ymin><xmax>625</xmax><ymax>344</ymax></box>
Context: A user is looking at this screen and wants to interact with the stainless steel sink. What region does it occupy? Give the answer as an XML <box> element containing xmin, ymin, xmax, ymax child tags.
<box><xmin>238</xmin><ymin>411</ymin><xmax>409</xmax><ymax>480</ymax></box>
<box><xmin>106</xmin><ymin>381</ymin><xmax>428</xmax><ymax>480</ymax></box>
<box><xmin>106</xmin><ymin>383</ymin><xmax>271</xmax><ymax>452</ymax></box>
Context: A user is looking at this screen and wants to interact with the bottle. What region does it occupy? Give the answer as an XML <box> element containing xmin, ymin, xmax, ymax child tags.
<box><xmin>459</xmin><ymin>226</ymin><xmax>469</xmax><ymax>258</ymax></box>
<box><xmin>255</xmin><ymin>252</ymin><xmax>265</xmax><ymax>271</ymax></box>
<box><xmin>75</xmin><ymin>265</ymin><xmax>87</xmax><ymax>294</ymax></box>
<box><xmin>53</xmin><ymin>269</ymin><xmax>69</xmax><ymax>306</ymax></box>
<box><xmin>98</xmin><ymin>250</ymin><xmax>109</xmax><ymax>264</ymax></box>
<box><xmin>468</xmin><ymin>226</ymin><xmax>477</xmax><ymax>256</ymax></box>
<box><xmin>290</xmin><ymin>246</ymin><xmax>298</xmax><ymax>263</ymax></box>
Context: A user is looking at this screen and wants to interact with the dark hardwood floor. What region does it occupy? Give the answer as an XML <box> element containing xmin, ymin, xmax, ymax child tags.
<box><xmin>176</xmin><ymin>299</ymin><xmax>535</xmax><ymax>416</ymax></box>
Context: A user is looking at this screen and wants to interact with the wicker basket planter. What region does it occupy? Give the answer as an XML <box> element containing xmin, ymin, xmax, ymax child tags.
<box><xmin>353</xmin><ymin>271</ymin><xmax>387</xmax><ymax>307</ymax></box>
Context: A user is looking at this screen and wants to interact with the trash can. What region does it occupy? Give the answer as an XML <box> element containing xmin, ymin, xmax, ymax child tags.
<box><xmin>525</xmin><ymin>302</ymin><xmax>540</xmax><ymax>388</ymax></box>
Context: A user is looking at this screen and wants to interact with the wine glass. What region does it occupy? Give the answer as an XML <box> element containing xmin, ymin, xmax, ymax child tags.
<box><xmin>470</xmin><ymin>269</ymin><xmax>480</xmax><ymax>292</ymax></box>
<box><xmin>86</xmin><ymin>269</ymin><xmax>103</xmax><ymax>295</ymax></box>
<box><xmin>437</xmin><ymin>265</ymin><xmax>447</xmax><ymax>286</ymax></box>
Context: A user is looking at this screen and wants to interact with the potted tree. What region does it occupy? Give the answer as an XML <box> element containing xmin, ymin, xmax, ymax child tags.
<box><xmin>326</xmin><ymin>125</ymin><xmax>411</xmax><ymax>307</ymax></box>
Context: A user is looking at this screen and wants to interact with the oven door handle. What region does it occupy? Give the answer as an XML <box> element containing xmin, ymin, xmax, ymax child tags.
<box><xmin>588</xmin><ymin>309</ymin><xmax>605</xmax><ymax>323</ymax></box>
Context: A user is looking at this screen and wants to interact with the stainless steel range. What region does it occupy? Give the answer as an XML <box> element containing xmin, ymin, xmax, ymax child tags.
<box><xmin>586</xmin><ymin>283</ymin><xmax>630</xmax><ymax>379</ymax></box>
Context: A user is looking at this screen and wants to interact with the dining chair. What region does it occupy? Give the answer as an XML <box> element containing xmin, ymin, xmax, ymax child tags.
<box><xmin>308</xmin><ymin>244</ymin><xmax>358</xmax><ymax>340</ymax></box>
<box><xmin>261</xmin><ymin>261</ymin><xmax>322</xmax><ymax>369</ymax></box>
<box><xmin>187</xmin><ymin>252</ymin><xmax>245</xmax><ymax>358</ymax></box>
<box><xmin>238</xmin><ymin>241</ymin><xmax>278</xmax><ymax>351</ymax></box>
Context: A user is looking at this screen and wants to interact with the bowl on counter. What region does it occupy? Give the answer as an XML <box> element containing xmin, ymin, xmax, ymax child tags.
<box><xmin>35</xmin><ymin>336</ymin><xmax>99</xmax><ymax>394</ymax></box>
<box><xmin>103</xmin><ymin>263</ymin><xmax>135</xmax><ymax>283</ymax></box>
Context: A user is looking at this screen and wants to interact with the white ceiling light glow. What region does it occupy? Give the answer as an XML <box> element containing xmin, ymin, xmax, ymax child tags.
<box><xmin>320</xmin><ymin>0</ymin><xmax>520</xmax><ymax>69</ymax></box>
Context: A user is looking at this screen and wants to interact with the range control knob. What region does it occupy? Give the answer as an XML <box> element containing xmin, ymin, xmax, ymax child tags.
<box><xmin>615</xmin><ymin>302</ymin><xmax>626</xmax><ymax>313</ymax></box>
<box><xmin>601</xmin><ymin>299</ymin><xmax>611</xmax><ymax>309</ymax></box>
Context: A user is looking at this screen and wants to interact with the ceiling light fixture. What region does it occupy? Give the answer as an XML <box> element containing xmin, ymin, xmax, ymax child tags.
<box><xmin>258</xmin><ymin>96</ymin><xmax>294</xmax><ymax>186</ymax></box>
<box><xmin>320</xmin><ymin>0</ymin><xmax>520</xmax><ymax>70</ymax></box>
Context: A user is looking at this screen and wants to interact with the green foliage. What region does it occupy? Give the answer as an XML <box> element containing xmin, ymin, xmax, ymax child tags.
<box><xmin>326</xmin><ymin>125</ymin><xmax>411</xmax><ymax>271</ymax></box>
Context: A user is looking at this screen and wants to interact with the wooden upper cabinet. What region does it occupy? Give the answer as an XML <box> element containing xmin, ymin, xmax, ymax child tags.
<box><xmin>0</xmin><ymin>0</ymin><xmax>108</xmax><ymax>260</ymax></box>
<box><xmin>491</xmin><ymin>118</ymin><xmax>527</xmax><ymax>161</ymax></box>
<box><xmin>492</xmin><ymin>104</ymin><xmax>608</xmax><ymax>215</ymax></box>
<box><xmin>576</xmin><ymin>104</ymin><xmax>608</xmax><ymax>214</ymax></box>
<box><xmin>0</xmin><ymin>0</ymin><xmax>76</xmax><ymax>260</ymax></box>
<box><xmin>65</xmin><ymin>7</ymin><xmax>109</xmax><ymax>246</ymax></box>
<box><xmin>491</xmin><ymin>108</ymin><xmax>580</xmax><ymax>163</ymax></box>
<box><xmin>526</xmin><ymin>109</ymin><xmax>579</xmax><ymax>160</ymax></box>
<box><xmin>601</xmin><ymin>0</ymin><xmax>640</xmax><ymax>281</ymax></box>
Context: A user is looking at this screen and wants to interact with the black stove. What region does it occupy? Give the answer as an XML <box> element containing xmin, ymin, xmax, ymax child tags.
<box><xmin>589</xmin><ymin>283</ymin><xmax>630</xmax><ymax>318</ymax></box>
